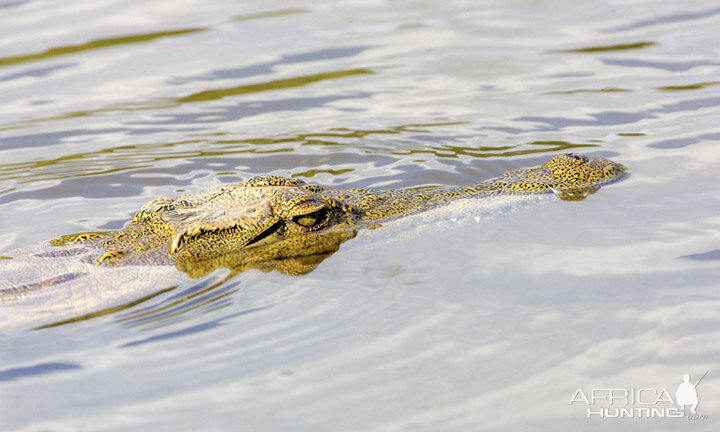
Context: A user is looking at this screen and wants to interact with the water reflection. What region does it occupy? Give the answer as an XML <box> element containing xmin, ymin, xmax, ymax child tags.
<box><xmin>655</xmin><ymin>81</ymin><xmax>720</xmax><ymax>91</ymax></box>
<box><xmin>175</xmin><ymin>68</ymin><xmax>373</xmax><ymax>104</ymax></box>
<box><xmin>681</xmin><ymin>249</ymin><xmax>720</xmax><ymax>261</ymax></box>
<box><xmin>34</xmin><ymin>287</ymin><xmax>175</xmax><ymax>330</ymax></box>
<box><xmin>549</xmin><ymin>41</ymin><xmax>657</xmax><ymax>53</ymax></box>
<box><xmin>0</xmin><ymin>7</ymin><xmax>308</xmax><ymax>67</ymax></box>
<box><xmin>137</xmin><ymin>93</ymin><xmax>371</xmax><ymax>125</ymax></box>
<box><xmin>0</xmin><ymin>28</ymin><xmax>207</xmax><ymax>67</ymax></box>
<box><xmin>515</xmin><ymin>110</ymin><xmax>650</xmax><ymax>130</ymax></box>
<box><xmin>602</xmin><ymin>58</ymin><xmax>720</xmax><ymax>72</ymax></box>
<box><xmin>5</xmin><ymin>67</ymin><xmax>374</xmax><ymax>126</ymax></box>
<box><xmin>0</xmin><ymin>362</ymin><xmax>82</xmax><ymax>382</ymax></box>
<box><xmin>545</xmin><ymin>87</ymin><xmax>632</xmax><ymax>95</ymax></box>
<box><xmin>174</xmin><ymin>230</ymin><xmax>358</xmax><ymax>278</ymax></box>
<box><xmin>170</xmin><ymin>46</ymin><xmax>371</xmax><ymax>84</ymax></box>
<box><xmin>392</xmin><ymin>140</ymin><xmax>598</xmax><ymax>159</ymax></box>
<box><xmin>602</xmin><ymin>5</ymin><xmax>720</xmax><ymax>31</ymax></box>
<box><xmin>0</xmin><ymin>63</ymin><xmax>75</xmax><ymax>82</ymax></box>
<box><xmin>0</xmin><ymin>123</ymin><xmax>602</xmax><ymax>191</ymax></box>
<box><xmin>117</xmin><ymin>275</ymin><xmax>245</xmax><ymax>328</ymax></box>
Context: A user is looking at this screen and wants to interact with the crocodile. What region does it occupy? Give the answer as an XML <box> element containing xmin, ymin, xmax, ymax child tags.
<box><xmin>1</xmin><ymin>153</ymin><xmax>624</xmax><ymax>298</ymax></box>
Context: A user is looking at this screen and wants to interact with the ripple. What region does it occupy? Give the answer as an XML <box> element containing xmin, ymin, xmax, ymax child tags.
<box><xmin>548</xmin><ymin>41</ymin><xmax>657</xmax><ymax>54</ymax></box>
<box><xmin>175</xmin><ymin>68</ymin><xmax>374</xmax><ymax>104</ymax></box>
<box><xmin>603</xmin><ymin>58</ymin><xmax>720</xmax><ymax>72</ymax></box>
<box><xmin>0</xmin><ymin>28</ymin><xmax>207</xmax><ymax>67</ymax></box>
<box><xmin>0</xmin><ymin>361</ymin><xmax>82</xmax><ymax>382</ymax></box>
<box><xmin>514</xmin><ymin>110</ymin><xmax>651</xmax><ymax>130</ymax></box>
<box><xmin>0</xmin><ymin>7</ymin><xmax>309</xmax><ymax>67</ymax></box>
<box><xmin>603</xmin><ymin>6</ymin><xmax>720</xmax><ymax>32</ymax></box>
<box><xmin>169</xmin><ymin>46</ymin><xmax>372</xmax><ymax>85</ymax></box>
<box><xmin>655</xmin><ymin>81</ymin><xmax>720</xmax><ymax>92</ymax></box>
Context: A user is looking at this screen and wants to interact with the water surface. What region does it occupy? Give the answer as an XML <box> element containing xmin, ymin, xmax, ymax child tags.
<box><xmin>1</xmin><ymin>0</ymin><xmax>719</xmax><ymax>431</ymax></box>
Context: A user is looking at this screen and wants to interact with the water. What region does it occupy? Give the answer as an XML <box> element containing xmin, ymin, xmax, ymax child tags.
<box><xmin>1</xmin><ymin>0</ymin><xmax>719</xmax><ymax>430</ymax></box>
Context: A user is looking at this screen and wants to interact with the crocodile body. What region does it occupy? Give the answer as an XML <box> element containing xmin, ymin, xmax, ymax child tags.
<box><xmin>1</xmin><ymin>153</ymin><xmax>624</xmax><ymax>296</ymax></box>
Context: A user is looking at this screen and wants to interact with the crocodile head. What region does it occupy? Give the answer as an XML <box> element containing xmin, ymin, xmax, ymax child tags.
<box><xmin>488</xmin><ymin>153</ymin><xmax>625</xmax><ymax>201</ymax></box>
<box><xmin>69</xmin><ymin>176</ymin><xmax>361</xmax><ymax>276</ymax></box>
<box><xmin>153</xmin><ymin>176</ymin><xmax>362</xmax><ymax>276</ymax></box>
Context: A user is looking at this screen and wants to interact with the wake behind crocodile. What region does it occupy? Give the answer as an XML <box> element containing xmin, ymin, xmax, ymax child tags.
<box><xmin>0</xmin><ymin>194</ymin><xmax>549</xmax><ymax>333</ymax></box>
<box><xmin>361</xmin><ymin>192</ymin><xmax>551</xmax><ymax>246</ymax></box>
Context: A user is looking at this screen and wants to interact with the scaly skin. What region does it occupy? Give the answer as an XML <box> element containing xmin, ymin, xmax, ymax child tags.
<box><xmin>1</xmin><ymin>153</ymin><xmax>624</xmax><ymax>294</ymax></box>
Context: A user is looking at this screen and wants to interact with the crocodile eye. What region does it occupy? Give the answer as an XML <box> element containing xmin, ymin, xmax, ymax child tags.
<box><xmin>565</xmin><ymin>153</ymin><xmax>588</xmax><ymax>163</ymax></box>
<box><xmin>291</xmin><ymin>207</ymin><xmax>328</xmax><ymax>229</ymax></box>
